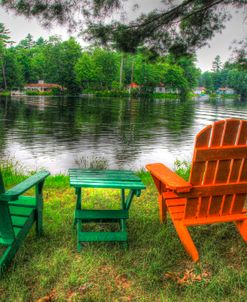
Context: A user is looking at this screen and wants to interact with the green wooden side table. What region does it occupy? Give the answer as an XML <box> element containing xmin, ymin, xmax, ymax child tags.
<box><xmin>69</xmin><ymin>169</ymin><xmax>146</xmax><ymax>251</ymax></box>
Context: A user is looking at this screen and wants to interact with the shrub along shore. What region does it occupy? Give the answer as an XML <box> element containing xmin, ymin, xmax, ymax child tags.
<box><xmin>0</xmin><ymin>161</ymin><xmax>246</xmax><ymax>301</ymax></box>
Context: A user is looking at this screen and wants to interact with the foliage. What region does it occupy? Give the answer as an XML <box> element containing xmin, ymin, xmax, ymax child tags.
<box><xmin>1</xmin><ymin>1</ymin><xmax>246</xmax><ymax>57</ymax></box>
<box><xmin>174</xmin><ymin>160</ymin><xmax>191</xmax><ymax>181</ymax></box>
<box><xmin>227</xmin><ymin>69</ymin><xmax>247</xmax><ymax>99</ymax></box>
<box><xmin>25</xmin><ymin>90</ymin><xmax>52</xmax><ymax>96</ymax></box>
<box><xmin>212</xmin><ymin>55</ymin><xmax>223</xmax><ymax>72</ymax></box>
<box><xmin>0</xmin><ymin>24</ymin><xmax>201</xmax><ymax>96</ymax></box>
<box><xmin>0</xmin><ymin>90</ymin><xmax>10</xmax><ymax>96</ymax></box>
<box><xmin>199</xmin><ymin>53</ymin><xmax>247</xmax><ymax>98</ymax></box>
<box><xmin>74</xmin><ymin>155</ymin><xmax>109</xmax><ymax>170</ymax></box>
<box><xmin>0</xmin><ymin>23</ymin><xmax>13</xmax><ymax>89</ymax></box>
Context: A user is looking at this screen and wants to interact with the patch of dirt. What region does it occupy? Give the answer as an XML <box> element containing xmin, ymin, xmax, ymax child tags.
<box><xmin>36</xmin><ymin>288</ymin><xmax>56</xmax><ymax>302</ymax></box>
<box><xmin>163</xmin><ymin>268</ymin><xmax>211</xmax><ymax>286</ymax></box>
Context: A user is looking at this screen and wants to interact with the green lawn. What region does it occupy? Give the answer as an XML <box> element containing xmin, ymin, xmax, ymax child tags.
<box><xmin>0</xmin><ymin>171</ymin><xmax>246</xmax><ymax>302</ymax></box>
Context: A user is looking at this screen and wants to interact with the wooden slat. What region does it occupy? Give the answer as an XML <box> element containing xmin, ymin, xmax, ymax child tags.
<box><xmin>70</xmin><ymin>180</ymin><xmax>145</xmax><ymax>189</ymax></box>
<box><xmin>71</xmin><ymin>175</ymin><xmax>140</xmax><ymax>182</ymax></box>
<box><xmin>146</xmin><ymin>163</ymin><xmax>192</xmax><ymax>192</ymax></box>
<box><xmin>11</xmin><ymin>216</ymin><xmax>29</xmax><ymax>228</ymax></box>
<box><xmin>0</xmin><ymin>171</ymin><xmax>50</xmax><ymax>201</ymax></box>
<box><xmin>184</xmin><ymin>213</ymin><xmax>247</xmax><ymax>226</ymax></box>
<box><xmin>9</xmin><ymin>196</ymin><xmax>36</xmax><ymax>208</ymax></box>
<box><xmin>75</xmin><ymin>209</ymin><xmax>129</xmax><ymax>220</ymax></box>
<box><xmin>231</xmin><ymin>194</ymin><xmax>246</xmax><ymax>214</ymax></box>
<box><xmin>190</xmin><ymin>125</ymin><xmax>212</xmax><ymax>185</ymax></box>
<box><xmin>229</xmin><ymin>120</ymin><xmax>247</xmax><ymax>215</ymax></box>
<box><xmin>194</xmin><ymin>145</ymin><xmax>247</xmax><ymax>162</ymax></box>
<box><xmin>78</xmin><ymin>231</ymin><xmax>127</xmax><ymax>242</ymax></box>
<box><xmin>199</xmin><ymin>197</ymin><xmax>210</xmax><ymax>217</ymax></box>
<box><xmin>187</xmin><ymin>125</ymin><xmax>212</xmax><ymax>219</ymax></box>
<box><xmin>172</xmin><ymin>183</ymin><xmax>247</xmax><ymax>198</ymax></box>
<box><xmin>222</xmin><ymin>195</ymin><xmax>233</xmax><ymax>215</ymax></box>
<box><xmin>69</xmin><ymin>169</ymin><xmax>145</xmax><ymax>189</ymax></box>
<box><xmin>9</xmin><ymin>206</ymin><xmax>33</xmax><ymax>217</ymax></box>
<box><xmin>240</xmin><ymin>159</ymin><xmax>247</xmax><ymax>181</ymax></box>
<box><xmin>69</xmin><ymin>169</ymin><xmax>133</xmax><ymax>173</ymax></box>
<box><xmin>0</xmin><ymin>201</ymin><xmax>15</xmax><ymax>241</ymax></box>
<box><xmin>207</xmin><ymin>120</ymin><xmax>234</xmax><ymax>216</ymax></box>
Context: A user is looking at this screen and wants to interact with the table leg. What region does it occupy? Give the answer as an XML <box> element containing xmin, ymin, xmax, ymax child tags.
<box><xmin>125</xmin><ymin>190</ymin><xmax>136</xmax><ymax>210</ymax></box>
<box><xmin>120</xmin><ymin>218</ymin><xmax>128</xmax><ymax>249</ymax></box>
<box><xmin>120</xmin><ymin>189</ymin><xmax>133</xmax><ymax>249</ymax></box>
<box><xmin>121</xmin><ymin>189</ymin><xmax>126</xmax><ymax>209</ymax></box>
<box><xmin>74</xmin><ymin>187</ymin><xmax>82</xmax><ymax>227</ymax></box>
<box><xmin>77</xmin><ymin>221</ymin><xmax>82</xmax><ymax>252</ymax></box>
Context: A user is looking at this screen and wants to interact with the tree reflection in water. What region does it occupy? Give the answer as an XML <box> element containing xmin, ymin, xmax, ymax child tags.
<box><xmin>0</xmin><ymin>96</ymin><xmax>246</xmax><ymax>173</ymax></box>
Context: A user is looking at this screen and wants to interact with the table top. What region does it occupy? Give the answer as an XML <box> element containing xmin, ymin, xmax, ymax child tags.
<box><xmin>69</xmin><ymin>169</ymin><xmax>146</xmax><ymax>190</ymax></box>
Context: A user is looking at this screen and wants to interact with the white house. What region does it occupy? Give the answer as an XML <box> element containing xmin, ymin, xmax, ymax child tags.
<box><xmin>217</xmin><ymin>87</ymin><xmax>235</xmax><ymax>95</ymax></box>
<box><xmin>24</xmin><ymin>80</ymin><xmax>62</xmax><ymax>92</ymax></box>
<box><xmin>154</xmin><ymin>84</ymin><xmax>166</xmax><ymax>93</ymax></box>
<box><xmin>194</xmin><ymin>87</ymin><xmax>206</xmax><ymax>95</ymax></box>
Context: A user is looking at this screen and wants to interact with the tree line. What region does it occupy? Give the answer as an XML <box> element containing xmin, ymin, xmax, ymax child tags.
<box><xmin>200</xmin><ymin>55</ymin><xmax>247</xmax><ymax>99</ymax></box>
<box><xmin>0</xmin><ymin>22</ymin><xmax>246</xmax><ymax>99</ymax></box>
<box><xmin>0</xmin><ymin>23</ymin><xmax>200</xmax><ymax>95</ymax></box>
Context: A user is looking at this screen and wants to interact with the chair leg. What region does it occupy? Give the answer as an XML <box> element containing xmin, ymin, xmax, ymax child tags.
<box><xmin>235</xmin><ymin>220</ymin><xmax>247</xmax><ymax>242</ymax></box>
<box><xmin>173</xmin><ymin>220</ymin><xmax>199</xmax><ymax>262</ymax></box>
<box><xmin>36</xmin><ymin>181</ymin><xmax>44</xmax><ymax>236</ymax></box>
<box><xmin>36</xmin><ymin>209</ymin><xmax>43</xmax><ymax>236</ymax></box>
<box><xmin>158</xmin><ymin>194</ymin><xmax>167</xmax><ymax>223</ymax></box>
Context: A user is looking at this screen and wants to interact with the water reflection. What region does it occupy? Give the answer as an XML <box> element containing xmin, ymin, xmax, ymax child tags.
<box><xmin>0</xmin><ymin>96</ymin><xmax>246</xmax><ymax>174</ymax></box>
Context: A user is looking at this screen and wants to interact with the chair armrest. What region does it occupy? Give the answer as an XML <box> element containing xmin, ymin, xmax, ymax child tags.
<box><xmin>146</xmin><ymin>163</ymin><xmax>192</xmax><ymax>193</ymax></box>
<box><xmin>0</xmin><ymin>171</ymin><xmax>50</xmax><ymax>201</ymax></box>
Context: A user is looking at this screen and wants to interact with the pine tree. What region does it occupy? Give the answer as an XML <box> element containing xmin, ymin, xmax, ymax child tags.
<box><xmin>0</xmin><ymin>23</ymin><xmax>13</xmax><ymax>89</ymax></box>
<box><xmin>212</xmin><ymin>55</ymin><xmax>222</xmax><ymax>72</ymax></box>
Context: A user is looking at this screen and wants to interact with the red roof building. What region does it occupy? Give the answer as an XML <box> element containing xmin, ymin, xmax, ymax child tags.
<box><xmin>128</xmin><ymin>82</ymin><xmax>139</xmax><ymax>89</ymax></box>
<box><xmin>24</xmin><ymin>80</ymin><xmax>62</xmax><ymax>92</ymax></box>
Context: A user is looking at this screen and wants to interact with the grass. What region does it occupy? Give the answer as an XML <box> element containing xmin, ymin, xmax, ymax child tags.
<box><xmin>0</xmin><ymin>163</ymin><xmax>247</xmax><ymax>302</ymax></box>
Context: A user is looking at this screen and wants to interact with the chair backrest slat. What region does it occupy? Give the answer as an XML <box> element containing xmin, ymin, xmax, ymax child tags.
<box><xmin>185</xmin><ymin>119</ymin><xmax>247</xmax><ymax>220</ymax></box>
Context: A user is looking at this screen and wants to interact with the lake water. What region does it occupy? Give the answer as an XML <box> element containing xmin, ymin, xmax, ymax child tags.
<box><xmin>0</xmin><ymin>96</ymin><xmax>246</xmax><ymax>174</ymax></box>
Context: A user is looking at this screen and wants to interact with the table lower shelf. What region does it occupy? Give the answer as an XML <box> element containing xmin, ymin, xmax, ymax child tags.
<box><xmin>75</xmin><ymin>209</ymin><xmax>129</xmax><ymax>220</ymax></box>
<box><xmin>76</xmin><ymin>209</ymin><xmax>129</xmax><ymax>251</ymax></box>
<box><xmin>78</xmin><ymin>231</ymin><xmax>127</xmax><ymax>242</ymax></box>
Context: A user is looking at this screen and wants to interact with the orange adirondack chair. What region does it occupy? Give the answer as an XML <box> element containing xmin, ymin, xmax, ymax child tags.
<box><xmin>146</xmin><ymin>119</ymin><xmax>247</xmax><ymax>261</ymax></box>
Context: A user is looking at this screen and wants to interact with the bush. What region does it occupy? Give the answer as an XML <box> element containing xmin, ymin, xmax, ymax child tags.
<box><xmin>51</xmin><ymin>87</ymin><xmax>65</xmax><ymax>95</ymax></box>
<box><xmin>174</xmin><ymin>159</ymin><xmax>191</xmax><ymax>181</ymax></box>
<box><xmin>25</xmin><ymin>90</ymin><xmax>53</xmax><ymax>96</ymax></box>
<box><xmin>0</xmin><ymin>91</ymin><xmax>11</xmax><ymax>96</ymax></box>
<box><xmin>94</xmin><ymin>90</ymin><xmax>130</xmax><ymax>97</ymax></box>
<box><xmin>74</xmin><ymin>155</ymin><xmax>109</xmax><ymax>170</ymax></box>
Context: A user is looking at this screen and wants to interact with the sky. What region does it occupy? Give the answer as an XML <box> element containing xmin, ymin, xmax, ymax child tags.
<box><xmin>0</xmin><ymin>1</ymin><xmax>246</xmax><ymax>71</ymax></box>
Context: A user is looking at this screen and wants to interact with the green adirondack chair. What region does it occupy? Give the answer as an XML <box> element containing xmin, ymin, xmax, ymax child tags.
<box><xmin>0</xmin><ymin>170</ymin><xmax>50</xmax><ymax>276</ymax></box>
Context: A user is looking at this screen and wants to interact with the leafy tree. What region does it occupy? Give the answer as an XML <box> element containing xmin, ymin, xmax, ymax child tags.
<box><xmin>1</xmin><ymin>1</ymin><xmax>246</xmax><ymax>56</ymax></box>
<box><xmin>57</xmin><ymin>38</ymin><xmax>82</xmax><ymax>92</ymax></box>
<box><xmin>41</xmin><ymin>36</ymin><xmax>81</xmax><ymax>92</ymax></box>
<box><xmin>93</xmin><ymin>48</ymin><xmax>119</xmax><ymax>89</ymax></box>
<box><xmin>0</xmin><ymin>23</ymin><xmax>202</xmax><ymax>95</ymax></box>
<box><xmin>162</xmin><ymin>64</ymin><xmax>189</xmax><ymax>94</ymax></box>
<box><xmin>199</xmin><ymin>72</ymin><xmax>214</xmax><ymax>92</ymax></box>
<box><xmin>75</xmin><ymin>52</ymin><xmax>99</xmax><ymax>89</ymax></box>
<box><xmin>16</xmin><ymin>35</ymin><xmax>38</xmax><ymax>83</ymax></box>
<box><xmin>169</xmin><ymin>55</ymin><xmax>200</xmax><ymax>90</ymax></box>
<box><xmin>4</xmin><ymin>48</ymin><xmax>24</xmax><ymax>89</ymax></box>
<box><xmin>227</xmin><ymin>69</ymin><xmax>247</xmax><ymax>99</ymax></box>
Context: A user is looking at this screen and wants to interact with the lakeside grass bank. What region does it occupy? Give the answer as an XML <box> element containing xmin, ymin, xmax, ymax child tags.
<box><xmin>0</xmin><ymin>162</ymin><xmax>246</xmax><ymax>301</ymax></box>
